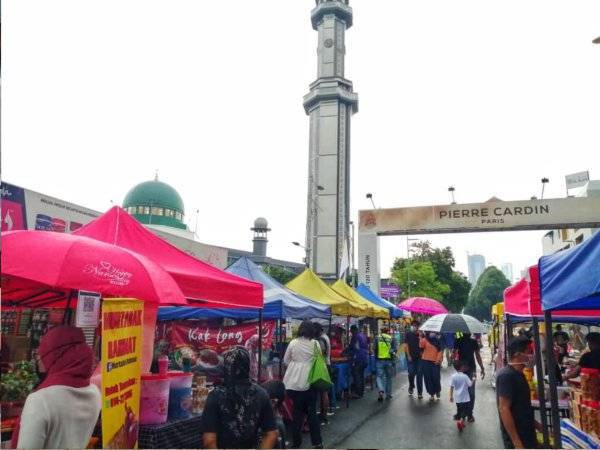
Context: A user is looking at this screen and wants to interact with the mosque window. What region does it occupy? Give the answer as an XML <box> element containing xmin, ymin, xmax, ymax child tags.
<box><xmin>151</xmin><ymin>207</ymin><xmax>161</xmax><ymax>216</ymax></box>
<box><xmin>144</xmin><ymin>206</ymin><xmax>151</xmax><ymax>215</ymax></box>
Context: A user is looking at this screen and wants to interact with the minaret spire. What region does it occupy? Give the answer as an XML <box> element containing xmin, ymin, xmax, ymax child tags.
<box><xmin>304</xmin><ymin>0</ymin><xmax>358</xmax><ymax>279</ymax></box>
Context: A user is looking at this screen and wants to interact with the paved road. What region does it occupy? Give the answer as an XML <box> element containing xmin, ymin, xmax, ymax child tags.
<box><xmin>335</xmin><ymin>352</ymin><xmax>504</xmax><ymax>449</ymax></box>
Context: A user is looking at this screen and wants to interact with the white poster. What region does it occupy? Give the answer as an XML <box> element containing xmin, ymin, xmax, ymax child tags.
<box><xmin>76</xmin><ymin>291</ymin><xmax>101</xmax><ymax>327</ymax></box>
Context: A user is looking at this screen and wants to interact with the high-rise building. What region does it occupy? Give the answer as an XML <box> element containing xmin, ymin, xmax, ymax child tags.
<box><xmin>304</xmin><ymin>0</ymin><xmax>358</xmax><ymax>279</ymax></box>
<box><xmin>467</xmin><ymin>254</ymin><xmax>486</xmax><ymax>286</ymax></box>
<box><xmin>501</xmin><ymin>263</ymin><xmax>514</xmax><ymax>283</ymax></box>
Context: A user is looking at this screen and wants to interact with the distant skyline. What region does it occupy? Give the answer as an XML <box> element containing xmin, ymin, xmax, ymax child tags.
<box><xmin>3</xmin><ymin>0</ymin><xmax>599</xmax><ymax>285</ymax></box>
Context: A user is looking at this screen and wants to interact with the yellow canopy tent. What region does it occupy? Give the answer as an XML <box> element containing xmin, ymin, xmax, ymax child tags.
<box><xmin>331</xmin><ymin>280</ymin><xmax>389</xmax><ymax>319</ymax></box>
<box><xmin>286</xmin><ymin>269</ymin><xmax>366</xmax><ymax>317</ymax></box>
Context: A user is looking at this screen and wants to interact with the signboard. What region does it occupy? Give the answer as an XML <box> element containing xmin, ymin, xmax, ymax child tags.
<box><xmin>102</xmin><ymin>299</ymin><xmax>143</xmax><ymax>449</ymax></box>
<box><xmin>1</xmin><ymin>183</ymin><xmax>28</xmax><ymax>231</ymax></box>
<box><xmin>76</xmin><ymin>291</ymin><xmax>101</xmax><ymax>327</ymax></box>
<box><xmin>358</xmin><ymin>195</ymin><xmax>600</xmax><ymax>302</ymax></box>
<box><xmin>565</xmin><ymin>171</ymin><xmax>590</xmax><ymax>190</ymax></box>
<box><xmin>156</xmin><ymin>320</ymin><xmax>275</xmax><ymax>380</ymax></box>
<box><xmin>380</xmin><ymin>284</ymin><xmax>401</xmax><ymax>299</ymax></box>
<box><xmin>358</xmin><ymin>197</ymin><xmax>600</xmax><ymax>235</ymax></box>
<box><xmin>0</xmin><ymin>181</ymin><xmax>99</xmax><ymax>233</ymax></box>
<box><xmin>358</xmin><ymin>233</ymin><xmax>380</xmax><ymax>294</ymax></box>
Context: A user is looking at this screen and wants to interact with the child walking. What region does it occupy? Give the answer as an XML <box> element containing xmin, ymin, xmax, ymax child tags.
<box><xmin>449</xmin><ymin>361</ymin><xmax>474</xmax><ymax>432</ymax></box>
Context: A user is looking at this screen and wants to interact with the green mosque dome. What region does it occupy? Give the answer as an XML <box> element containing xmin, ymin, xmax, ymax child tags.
<box><xmin>123</xmin><ymin>179</ymin><xmax>186</xmax><ymax>229</ymax></box>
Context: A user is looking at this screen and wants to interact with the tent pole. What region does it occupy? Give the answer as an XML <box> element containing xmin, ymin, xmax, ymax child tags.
<box><xmin>346</xmin><ymin>315</ymin><xmax>350</xmax><ymax>409</ymax></box>
<box><xmin>63</xmin><ymin>290</ymin><xmax>76</xmax><ymax>325</ymax></box>
<box><xmin>532</xmin><ymin>317</ymin><xmax>550</xmax><ymax>448</ymax></box>
<box><xmin>257</xmin><ymin>309</ymin><xmax>263</xmax><ymax>383</ymax></box>
<box><xmin>278</xmin><ymin>319</ymin><xmax>283</xmax><ymax>380</ymax></box>
<box><xmin>544</xmin><ymin>311</ymin><xmax>561</xmax><ymax>449</ymax></box>
<box><xmin>504</xmin><ymin>314</ymin><xmax>512</xmax><ymax>365</ymax></box>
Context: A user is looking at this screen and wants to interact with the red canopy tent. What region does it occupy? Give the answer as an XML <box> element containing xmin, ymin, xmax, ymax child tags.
<box><xmin>1</xmin><ymin>230</ymin><xmax>188</xmax><ymax>307</ymax></box>
<box><xmin>503</xmin><ymin>265</ymin><xmax>599</xmax><ymax>320</ymax></box>
<box><xmin>73</xmin><ymin>206</ymin><xmax>262</xmax><ymax>309</ymax></box>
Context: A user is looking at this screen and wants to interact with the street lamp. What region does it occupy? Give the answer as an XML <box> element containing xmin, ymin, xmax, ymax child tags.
<box><xmin>292</xmin><ymin>241</ymin><xmax>311</xmax><ymax>267</ymax></box>
<box><xmin>366</xmin><ymin>193</ymin><xmax>377</xmax><ymax>209</ymax></box>
<box><xmin>406</xmin><ymin>238</ymin><xmax>419</xmax><ymax>298</ymax></box>
<box><xmin>448</xmin><ymin>186</ymin><xmax>456</xmax><ymax>204</ymax></box>
<box><xmin>541</xmin><ymin>177</ymin><xmax>550</xmax><ymax>200</ymax></box>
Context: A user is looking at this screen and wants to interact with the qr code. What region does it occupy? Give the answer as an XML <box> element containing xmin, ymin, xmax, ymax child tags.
<box><xmin>83</xmin><ymin>299</ymin><xmax>95</xmax><ymax>312</ymax></box>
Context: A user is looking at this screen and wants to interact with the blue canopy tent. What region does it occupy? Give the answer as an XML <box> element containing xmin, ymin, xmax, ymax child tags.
<box><xmin>540</xmin><ymin>229</ymin><xmax>600</xmax><ymax>311</ymax></box>
<box><xmin>538</xmin><ymin>230</ymin><xmax>600</xmax><ymax>448</ymax></box>
<box><xmin>158</xmin><ymin>257</ymin><xmax>331</xmax><ymax>320</ymax></box>
<box><xmin>356</xmin><ymin>283</ymin><xmax>403</xmax><ymax>319</ymax></box>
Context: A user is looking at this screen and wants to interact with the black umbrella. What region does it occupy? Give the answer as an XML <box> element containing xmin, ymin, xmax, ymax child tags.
<box><xmin>420</xmin><ymin>313</ymin><xmax>485</xmax><ymax>334</ymax></box>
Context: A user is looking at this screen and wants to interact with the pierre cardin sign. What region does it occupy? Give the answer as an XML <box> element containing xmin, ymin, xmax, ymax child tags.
<box><xmin>358</xmin><ymin>197</ymin><xmax>600</xmax><ymax>235</ymax></box>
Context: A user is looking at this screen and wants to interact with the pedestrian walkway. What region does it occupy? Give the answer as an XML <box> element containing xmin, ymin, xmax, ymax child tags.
<box><xmin>328</xmin><ymin>347</ymin><xmax>504</xmax><ymax>449</ymax></box>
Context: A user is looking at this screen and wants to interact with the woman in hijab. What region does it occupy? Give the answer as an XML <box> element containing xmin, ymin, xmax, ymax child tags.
<box><xmin>419</xmin><ymin>332</ymin><xmax>443</xmax><ymax>401</ymax></box>
<box><xmin>202</xmin><ymin>346</ymin><xmax>278</xmax><ymax>449</ymax></box>
<box><xmin>15</xmin><ymin>326</ymin><xmax>101</xmax><ymax>449</ymax></box>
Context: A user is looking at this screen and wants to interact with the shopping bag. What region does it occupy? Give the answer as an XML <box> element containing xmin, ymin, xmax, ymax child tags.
<box><xmin>308</xmin><ymin>342</ymin><xmax>333</xmax><ymax>391</ymax></box>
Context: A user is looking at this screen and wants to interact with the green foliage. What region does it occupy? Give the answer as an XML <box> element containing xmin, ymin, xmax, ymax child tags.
<box><xmin>262</xmin><ymin>265</ymin><xmax>297</xmax><ymax>285</ymax></box>
<box><xmin>0</xmin><ymin>360</ymin><xmax>39</xmax><ymax>402</ymax></box>
<box><xmin>391</xmin><ymin>241</ymin><xmax>471</xmax><ymax>312</ymax></box>
<box><xmin>464</xmin><ymin>266</ymin><xmax>511</xmax><ymax>321</ymax></box>
<box><xmin>391</xmin><ymin>260</ymin><xmax>450</xmax><ymax>301</ymax></box>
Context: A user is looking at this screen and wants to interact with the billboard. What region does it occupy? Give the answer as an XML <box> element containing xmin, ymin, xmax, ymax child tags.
<box><xmin>358</xmin><ymin>197</ymin><xmax>600</xmax><ymax>235</ymax></box>
<box><xmin>1</xmin><ymin>181</ymin><xmax>100</xmax><ymax>233</ymax></box>
<box><xmin>565</xmin><ymin>171</ymin><xmax>590</xmax><ymax>190</ymax></box>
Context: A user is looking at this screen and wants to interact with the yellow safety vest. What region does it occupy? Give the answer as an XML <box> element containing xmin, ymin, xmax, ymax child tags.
<box><xmin>377</xmin><ymin>334</ymin><xmax>393</xmax><ymax>359</ymax></box>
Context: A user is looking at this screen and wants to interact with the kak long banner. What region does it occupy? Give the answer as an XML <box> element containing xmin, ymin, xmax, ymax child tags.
<box><xmin>156</xmin><ymin>320</ymin><xmax>275</xmax><ymax>375</ymax></box>
<box><xmin>102</xmin><ymin>299</ymin><xmax>143</xmax><ymax>449</ymax></box>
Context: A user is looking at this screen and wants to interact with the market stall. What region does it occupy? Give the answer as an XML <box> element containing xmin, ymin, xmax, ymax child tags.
<box><xmin>539</xmin><ymin>230</ymin><xmax>600</xmax><ymax>448</ymax></box>
<box><xmin>503</xmin><ymin>263</ymin><xmax>600</xmax><ymax>448</ymax></box>
<box><xmin>1</xmin><ymin>212</ymin><xmax>265</xmax><ymax>449</ymax></box>
<box><xmin>286</xmin><ymin>269</ymin><xmax>372</xmax><ymax>405</ymax></box>
<box><xmin>157</xmin><ymin>257</ymin><xmax>331</xmax><ymax>383</ymax></box>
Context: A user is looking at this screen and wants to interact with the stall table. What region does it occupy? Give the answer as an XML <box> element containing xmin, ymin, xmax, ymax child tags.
<box><xmin>138</xmin><ymin>415</ymin><xmax>203</xmax><ymax>449</ymax></box>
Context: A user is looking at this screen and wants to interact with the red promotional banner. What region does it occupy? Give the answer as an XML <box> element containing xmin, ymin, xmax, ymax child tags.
<box><xmin>155</xmin><ymin>321</ymin><xmax>275</xmax><ymax>376</ymax></box>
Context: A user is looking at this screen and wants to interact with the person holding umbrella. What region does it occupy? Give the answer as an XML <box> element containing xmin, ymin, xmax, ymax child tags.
<box><xmin>419</xmin><ymin>332</ymin><xmax>443</xmax><ymax>401</ymax></box>
<box><xmin>419</xmin><ymin>313</ymin><xmax>486</xmax><ymax>404</ymax></box>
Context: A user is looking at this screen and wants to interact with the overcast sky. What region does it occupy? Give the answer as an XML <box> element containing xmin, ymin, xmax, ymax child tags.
<box><xmin>3</xmin><ymin>0</ymin><xmax>599</xmax><ymax>281</ymax></box>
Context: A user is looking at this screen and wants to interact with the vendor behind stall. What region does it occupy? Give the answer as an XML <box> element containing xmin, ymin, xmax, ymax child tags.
<box><xmin>564</xmin><ymin>332</ymin><xmax>600</xmax><ymax>379</ymax></box>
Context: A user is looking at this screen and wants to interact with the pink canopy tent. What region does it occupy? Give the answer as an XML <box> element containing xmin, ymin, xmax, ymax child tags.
<box><xmin>503</xmin><ymin>265</ymin><xmax>600</xmax><ymax>320</ymax></box>
<box><xmin>73</xmin><ymin>206</ymin><xmax>263</xmax><ymax>309</ymax></box>
<box><xmin>398</xmin><ymin>297</ymin><xmax>448</xmax><ymax>315</ymax></box>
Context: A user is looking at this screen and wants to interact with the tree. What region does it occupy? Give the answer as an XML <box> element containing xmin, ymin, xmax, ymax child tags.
<box><xmin>391</xmin><ymin>241</ymin><xmax>471</xmax><ymax>312</ymax></box>
<box><xmin>464</xmin><ymin>266</ymin><xmax>510</xmax><ymax>321</ymax></box>
<box><xmin>391</xmin><ymin>260</ymin><xmax>450</xmax><ymax>301</ymax></box>
<box><xmin>262</xmin><ymin>265</ymin><xmax>297</xmax><ymax>285</ymax></box>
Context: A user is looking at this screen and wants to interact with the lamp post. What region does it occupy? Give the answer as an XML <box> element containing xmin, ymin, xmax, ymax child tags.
<box><xmin>541</xmin><ymin>177</ymin><xmax>550</xmax><ymax>200</ymax></box>
<box><xmin>448</xmin><ymin>186</ymin><xmax>456</xmax><ymax>204</ymax></box>
<box><xmin>406</xmin><ymin>238</ymin><xmax>419</xmax><ymax>298</ymax></box>
<box><xmin>292</xmin><ymin>241</ymin><xmax>311</xmax><ymax>267</ymax></box>
<box><xmin>366</xmin><ymin>193</ymin><xmax>377</xmax><ymax>209</ymax></box>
